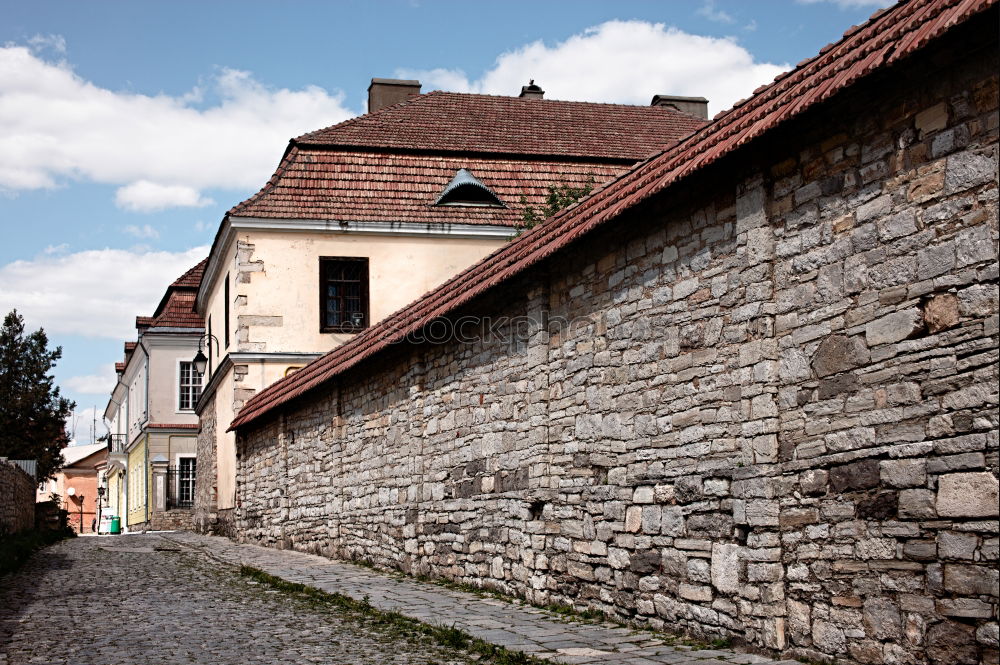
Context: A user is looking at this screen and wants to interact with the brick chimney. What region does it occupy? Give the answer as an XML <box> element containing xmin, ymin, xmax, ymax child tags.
<box><xmin>519</xmin><ymin>80</ymin><xmax>544</xmax><ymax>100</ymax></box>
<box><xmin>651</xmin><ymin>95</ymin><xmax>709</xmax><ymax>120</ymax></box>
<box><xmin>367</xmin><ymin>78</ymin><xmax>421</xmax><ymax>113</ymax></box>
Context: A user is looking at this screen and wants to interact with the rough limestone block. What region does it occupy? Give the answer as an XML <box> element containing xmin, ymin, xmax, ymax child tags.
<box><xmin>711</xmin><ymin>543</ymin><xmax>741</xmax><ymax>593</ymax></box>
<box><xmin>811</xmin><ymin>334</ymin><xmax>871</xmax><ymax>378</ymax></box>
<box><xmin>899</xmin><ymin>489</ymin><xmax>937</xmax><ymax>519</ymax></box>
<box><xmin>945</xmin><ymin>150</ymin><xmax>998</xmax><ymax>194</ymax></box>
<box><xmin>955</xmin><ymin>224</ymin><xmax>998</xmax><ymax>267</ymax></box>
<box><xmin>865</xmin><ymin>308</ymin><xmax>923</xmax><ymax>346</ymax></box>
<box><xmin>944</xmin><ymin>563</ymin><xmax>1000</xmax><ymax>596</ymax></box>
<box><xmin>958</xmin><ymin>283</ymin><xmax>1000</xmax><ymax>318</ymax></box>
<box><xmin>880</xmin><ymin>459</ymin><xmax>927</xmax><ymax>488</ymax></box>
<box><xmin>937</xmin><ymin>472</ymin><xmax>999</xmax><ymax>517</ymax></box>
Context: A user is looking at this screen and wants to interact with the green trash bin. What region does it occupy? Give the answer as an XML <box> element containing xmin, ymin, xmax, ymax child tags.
<box><xmin>110</xmin><ymin>517</ymin><xmax>122</xmax><ymax>534</ymax></box>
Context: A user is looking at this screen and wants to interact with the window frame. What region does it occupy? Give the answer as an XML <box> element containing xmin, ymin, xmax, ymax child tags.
<box><xmin>319</xmin><ymin>256</ymin><xmax>370</xmax><ymax>334</ymax></box>
<box><xmin>177</xmin><ymin>360</ymin><xmax>204</xmax><ymax>412</ymax></box>
<box><xmin>174</xmin><ymin>454</ymin><xmax>197</xmax><ymax>507</ymax></box>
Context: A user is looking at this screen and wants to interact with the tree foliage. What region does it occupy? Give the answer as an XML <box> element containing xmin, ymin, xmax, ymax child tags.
<box><xmin>0</xmin><ymin>310</ymin><xmax>74</xmax><ymax>480</ymax></box>
<box><xmin>518</xmin><ymin>178</ymin><xmax>595</xmax><ymax>232</ymax></box>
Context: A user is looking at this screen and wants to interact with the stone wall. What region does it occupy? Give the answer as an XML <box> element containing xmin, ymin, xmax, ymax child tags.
<box><xmin>193</xmin><ymin>390</ymin><xmax>218</xmax><ymax>533</ymax></box>
<box><xmin>0</xmin><ymin>459</ymin><xmax>37</xmax><ymax>535</ymax></box>
<box><xmin>234</xmin><ymin>23</ymin><xmax>999</xmax><ymax>665</ymax></box>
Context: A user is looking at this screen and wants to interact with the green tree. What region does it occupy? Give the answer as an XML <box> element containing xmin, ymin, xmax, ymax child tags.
<box><xmin>0</xmin><ymin>310</ymin><xmax>74</xmax><ymax>480</ymax></box>
<box><xmin>518</xmin><ymin>178</ymin><xmax>595</xmax><ymax>232</ymax></box>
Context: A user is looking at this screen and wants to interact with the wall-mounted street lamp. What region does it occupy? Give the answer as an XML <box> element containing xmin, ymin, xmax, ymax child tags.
<box><xmin>192</xmin><ymin>334</ymin><xmax>221</xmax><ymax>376</ymax></box>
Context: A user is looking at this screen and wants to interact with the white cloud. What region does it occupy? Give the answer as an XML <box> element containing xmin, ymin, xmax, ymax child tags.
<box><xmin>115</xmin><ymin>181</ymin><xmax>214</xmax><ymax>213</ymax></box>
<box><xmin>697</xmin><ymin>1</ymin><xmax>735</xmax><ymax>24</ymax></box>
<box><xmin>0</xmin><ymin>245</ymin><xmax>209</xmax><ymax>340</ymax></box>
<box><xmin>0</xmin><ymin>44</ymin><xmax>356</xmax><ymax>209</ymax></box>
<box><xmin>797</xmin><ymin>0</ymin><xmax>888</xmax><ymax>8</ymax></box>
<box><xmin>26</xmin><ymin>34</ymin><xmax>67</xmax><ymax>54</ymax></box>
<box><xmin>398</xmin><ymin>20</ymin><xmax>787</xmax><ymax>116</ymax></box>
<box><xmin>65</xmin><ymin>364</ymin><xmax>117</xmax><ymax>395</ymax></box>
<box><xmin>122</xmin><ymin>223</ymin><xmax>160</xmax><ymax>239</ymax></box>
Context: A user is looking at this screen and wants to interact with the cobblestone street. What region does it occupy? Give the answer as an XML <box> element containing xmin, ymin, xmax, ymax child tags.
<box><xmin>0</xmin><ymin>533</ymin><xmax>797</xmax><ymax>665</ymax></box>
<box><xmin>0</xmin><ymin>534</ymin><xmax>478</xmax><ymax>665</ymax></box>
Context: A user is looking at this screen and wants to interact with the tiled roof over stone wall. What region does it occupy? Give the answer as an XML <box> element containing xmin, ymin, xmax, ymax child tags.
<box><xmin>231</xmin><ymin>0</ymin><xmax>996</xmax><ymax>431</ymax></box>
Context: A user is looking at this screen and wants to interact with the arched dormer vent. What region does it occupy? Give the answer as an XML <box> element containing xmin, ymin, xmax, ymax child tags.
<box><xmin>435</xmin><ymin>168</ymin><xmax>505</xmax><ymax>207</ymax></box>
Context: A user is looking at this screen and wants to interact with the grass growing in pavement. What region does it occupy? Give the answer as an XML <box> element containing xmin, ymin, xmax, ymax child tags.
<box><xmin>349</xmin><ymin>558</ymin><xmax>733</xmax><ymax>651</ymax></box>
<box><xmin>239</xmin><ymin>565</ymin><xmax>552</xmax><ymax>665</ymax></box>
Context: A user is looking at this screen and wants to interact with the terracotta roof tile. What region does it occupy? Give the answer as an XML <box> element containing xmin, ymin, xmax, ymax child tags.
<box><xmin>230</xmin><ymin>151</ymin><xmax>624</xmax><ymax>224</ymax></box>
<box><xmin>295</xmin><ymin>92</ymin><xmax>706</xmax><ymax>160</ymax></box>
<box><xmin>171</xmin><ymin>258</ymin><xmax>208</xmax><ymax>289</ymax></box>
<box><xmin>149</xmin><ymin>259</ymin><xmax>207</xmax><ymax>329</ymax></box>
<box><xmin>229</xmin><ymin>96</ymin><xmax>706</xmax><ymax>223</ymax></box>
<box><xmin>231</xmin><ymin>0</ymin><xmax>995</xmax><ymax>431</ymax></box>
<box><xmin>114</xmin><ymin>362</ymin><xmax>125</xmax><ymax>373</ymax></box>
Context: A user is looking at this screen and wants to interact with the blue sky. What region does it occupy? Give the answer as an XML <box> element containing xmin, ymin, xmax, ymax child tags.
<box><xmin>0</xmin><ymin>0</ymin><xmax>886</xmax><ymax>442</ymax></box>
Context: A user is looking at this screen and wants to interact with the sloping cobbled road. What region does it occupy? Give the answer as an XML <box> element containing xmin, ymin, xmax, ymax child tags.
<box><xmin>0</xmin><ymin>534</ymin><xmax>478</xmax><ymax>665</ymax></box>
<box><xmin>160</xmin><ymin>532</ymin><xmax>795</xmax><ymax>665</ymax></box>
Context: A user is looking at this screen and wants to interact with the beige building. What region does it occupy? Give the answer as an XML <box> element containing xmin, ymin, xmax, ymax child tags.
<box><xmin>193</xmin><ymin>79</ymin><xmax>708</xmax><ymax>533</ymax></box>
<box><xmin>104</xmin><ymin>260</ymin><xmax>206</xmax><ymax>531</ymax></box>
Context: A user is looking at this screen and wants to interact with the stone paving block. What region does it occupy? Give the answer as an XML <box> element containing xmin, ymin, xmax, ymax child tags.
<box><xmin>163</xmin><ymin>531</ymin><xmax>788</xmax><ymax>665</ymax></box>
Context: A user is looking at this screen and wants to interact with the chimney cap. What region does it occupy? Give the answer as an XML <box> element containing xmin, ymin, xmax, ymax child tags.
<box><xmin>367</xmin><ymin>78</ymin><xmax>422</xmax><ymax>113</ymax></box>
<box><xmin>367</xmin><ymin>78</ymin><xmax>422</xmax><ymax>91</ymax></box>
<box><xmin>650</xmin><ymin>94</ymin><xmax>709</xmax><ymax>120</ymax></box>
<box><xmin>519</xmin><ymin>80</ymin><xmax>545</xmax><ymax>99</ymax></box>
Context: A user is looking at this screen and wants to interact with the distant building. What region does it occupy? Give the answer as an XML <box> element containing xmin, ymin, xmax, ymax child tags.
<box><xmin>104</xmin><ymin>260</ymin><xmax>206</xmax><ymax>532</ymax></box>
<box><xmin>37</xmin><ymin>443</ymin><xmax>106</xmax><ymax>533</ymax></box>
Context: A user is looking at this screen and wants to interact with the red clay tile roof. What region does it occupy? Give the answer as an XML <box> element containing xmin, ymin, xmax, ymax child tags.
<box><xmin>151</xmin><ymin>290</ymin><xmax>203</xmax><ymax>329</ymax></box>
<box><xmin>231</xmin><ymin>0</ymin><xmax>996</xmax><ymax>431</ymax></box>
<box><xmin>114</xmin><ymin>362</ymin><xmax>125</xmax><ymax>373</ymax></box>
<box><xmin>135</xmin><ymin>316</ymin><xmax>154</xmax><ymax>329</ymax></box>
<box><xmin>146</xmin><ymin>423</ymin><xmax>199</xmax><ymax>430</ymax></box>
<box><xmin>295</xmin><ymin>92</ymin><xmax>707</xmax><ymax>160</ymax></box>
<box><xmin>228</xmin><ymin>94</ymin><xmax>706</xmax><ymax>224</ymax></box>
<box><xmin>148</xmin><ymin>259</ymin><xmax>207</xmax><ymax>330</ymax></box>
<box><xmin>230</xmin><ymin>150</ymin><xmax>624</xmax><ymax>225</ymax></box>
<box><xmin>124</xmin><ymin>342</ymin><xmax>136</xmax><ymax>353</ymax></box>
<box><xmin>171</xmin><ymin>259</ymin><xmax>208</xmax><ymax>289</ymax></box>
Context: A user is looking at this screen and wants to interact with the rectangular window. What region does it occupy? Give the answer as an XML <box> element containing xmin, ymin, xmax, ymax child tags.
<box><xmin>178</xmin><ymin>361</ymin><xmax>204</xmax><ymax>410</ymax></box>
<box><xmin>224</xmin><ymin>273</ymin><xmax>230</xmax><ymax>349</ymax></box>
<box><xmin>175</xmin><ymin>457</ymin><xmax>196</xmax><ymax>507</ymax></box>
<box><xmin>320</xmin><ymin>257</ymin><xmax>369</xmax><ymax>333</ymax></box>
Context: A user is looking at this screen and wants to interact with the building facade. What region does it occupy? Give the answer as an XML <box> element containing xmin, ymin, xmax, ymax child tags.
<box><xmin>37</xmin><ymin>443</ymin><xmax>106</xmax><ymax>534</ymax></box>
<box><xmin>104</xmin><ymin>261</ymin><xmax>206</xmax><ymax>532</ymax></box>
<box><xmin>193</xmin><ymin>80</ymin><xmax>709</xmax><ymax>534</ymax></box>
<box><xmin>229</xmin><ymin>3</ymin><xmax>999</xmax><ymax>664</ymax></box>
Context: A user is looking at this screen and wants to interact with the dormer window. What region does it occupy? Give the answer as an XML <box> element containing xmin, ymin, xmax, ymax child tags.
<box><xmin>435</xmin><ymin>168</ymin><xmax>505</xmax><ymax>207</ymax></box>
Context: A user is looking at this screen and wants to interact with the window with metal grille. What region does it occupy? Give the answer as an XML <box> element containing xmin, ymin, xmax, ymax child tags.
<box><xmin>178</xmin><ymin>361</ymin><xmax>203</xmax><ymax>410</ymax></box>
<box><xmin>167</xmin><ymin>458</ymin><xmax>196</xmax><ymax>509</ymax></box>
<box><xmin>320</xmin><ymin>257</ymin><xmax>369</xmax><ymax>333</ymax></box>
